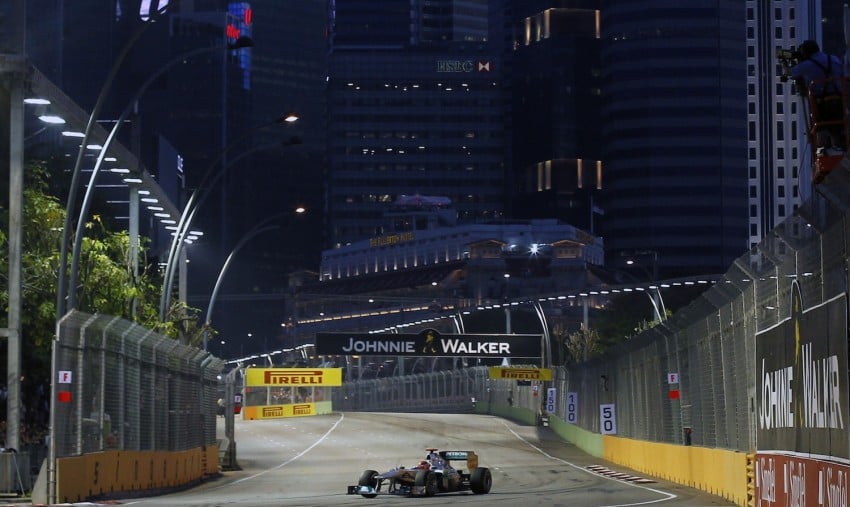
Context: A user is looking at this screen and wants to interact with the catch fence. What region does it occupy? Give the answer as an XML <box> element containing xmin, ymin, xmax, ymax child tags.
<box><xmin>334</xmin><ymin>171</ymin><xmax>850</xmax><ymax>460</ymax></box>
<box><xmin>40</xmin><ymin>311</ymin><xmax>224</xmax><ymax>502</ymax></box>
<box><xmin>51</xmin><ymin>311</ymin><xmax>224</xmax><ymax>457</ymax></box>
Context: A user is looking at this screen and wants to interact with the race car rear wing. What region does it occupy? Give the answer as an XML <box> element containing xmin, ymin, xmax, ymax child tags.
<box><xmin>439</xmin><ymin>450</ymin><xmax>478</xmax><ymax>470</ymax></box>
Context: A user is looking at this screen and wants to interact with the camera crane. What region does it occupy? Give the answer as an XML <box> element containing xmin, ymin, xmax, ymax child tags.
<box><xmin>777</xmin><ymin>7</ymin><xmax>850</xmax><ymax>183</ymax></box>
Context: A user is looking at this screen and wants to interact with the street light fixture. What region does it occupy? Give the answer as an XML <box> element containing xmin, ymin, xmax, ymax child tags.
<box><xmin>55</xmin><ymin>4</ymin><xmax>171</xmax><ymax>320</ymax></box>
<box><xmin>623</xmin><ymin>250</ymin><xmax>666</xmax><ymax>322</ymax></box>
<box><xmin>65</xmin><ymin>36</ymin><xmax>255</xmax><ymax>312</ymax></box>
<box><xmin>58</xmin><ymin>34</ymin><xmax>256</xmax><ymax>316</ymax></box>
<box><xmin>202</xmin><ymin>209</ymin><xmax>305</xmax><ymax>351</ymax></box>
<box><xmin>159</xmin><ymin>123</ymin><xmax>300</xmax><ymax>321</ymax></box>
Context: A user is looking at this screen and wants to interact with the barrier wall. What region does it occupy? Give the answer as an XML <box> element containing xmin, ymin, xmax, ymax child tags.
<box><xmin>53</xmin><ymin>446</ymin><xmax>217</xmax><ymax>503</ymax></box>
<box><xmin>602</xmin><ymin>434</ymin><xmax>749</xmax><ymax>505</ymax></box>
<box><xmin>334</xmin><ymin>170</ymin><xmax>850</xmax><ymax>507</ymax></box>
<box><xmin>242</xmin><ymin>400</ymin><xmax>334</xmax><ymax>420</ymax></box>
<box><xmin>341</xmin><ymin>370</ymin><xmax>750</xmax><ymax>504</ymax></box>
<box><xmin>41</xmin><ymin>311</ymin><xmax>224</xmax><ymax>504</ymax></box>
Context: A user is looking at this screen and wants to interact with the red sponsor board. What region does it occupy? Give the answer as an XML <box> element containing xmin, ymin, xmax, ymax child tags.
<box><xmin>755</xmin><ymin>453</ymin><xmax>849</xmax><ymax>506</ymax></box>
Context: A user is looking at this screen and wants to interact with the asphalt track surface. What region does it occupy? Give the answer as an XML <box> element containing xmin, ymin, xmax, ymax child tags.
<box><xmin>115</xmin><ymin>412</ymin><xmax>735</xmax><ymax>507</ymax></box>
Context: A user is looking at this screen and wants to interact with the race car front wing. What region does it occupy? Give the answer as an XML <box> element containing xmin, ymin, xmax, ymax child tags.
<box><xmin>348</xmin><ymin>485</ymin><xmax>375</xmax><ymax>495</ymax></box>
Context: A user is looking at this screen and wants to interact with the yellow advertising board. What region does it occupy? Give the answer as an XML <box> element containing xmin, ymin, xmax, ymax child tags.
<box><xmin>488</xmin><ymin>366</ymin><xmax>552</xmax><ymax>381</ymax></box>
<box><xmin>243</xmin><ymin>403</ymin><xmax>317</xmax><ymax>420</ymax></box>
<box><xmin>245</xmin><ymin>368</ymin><xmax>342</xmax><ymax>387</ymax></box>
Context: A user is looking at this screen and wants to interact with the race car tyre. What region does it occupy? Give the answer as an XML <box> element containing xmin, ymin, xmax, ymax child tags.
<box><xmin>470</xmin><ymin>467</ymin><xmax>492</xmax><ymax>494</ymax></box>
<box><xmin>414</xmin><ymin>470</ymin><xmax>438</xmax><ymax>496</ymax></box>
<box><xmin>358</xmin><ymin>469</ymin><xmax>379</xmax><ymax>498</ymax></box>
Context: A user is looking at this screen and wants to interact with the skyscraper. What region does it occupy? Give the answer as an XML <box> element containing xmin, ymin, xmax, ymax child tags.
<box><xmin>745</xmin><ymin>0</ymin><xmax>844</xmax><ymax>258</ymax></box>
<box><xmin>326</xmin><ymin>0</ymin><xmax>508</xmax><ymax>247</ymax></box>
<box><xmin>600</xmin><ymin>1</ymin><xmax>749</xmax><ymax>277</ymax></box>
<box><xmin>508</xmin><ymin>1</ymin><xmax>603</xmax><ymax>232</ymax></box>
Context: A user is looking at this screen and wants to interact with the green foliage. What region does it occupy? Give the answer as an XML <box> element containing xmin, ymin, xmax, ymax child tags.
<box><xmin>566</xmin><ymin>327</ymin><xmax>602</xmax><ymax>363</ymax></box>
<box><xmin>0</xmin><ymin>166</ymin><xmax>65</xmax><ymax>365</ymax></box>
<box><xmin>74</xmin><ymin>215</ymin><xmax>155</xmax><ymax>319</ymax></box>
<box><xmin>0</xmin><ymin>162</ymin><xmax>209</xmax><ymax>379</ymax></box>
<box><xmin>591</xmin><ymin>292</ymin><xmax>660</xmax><ymax>347</ymax></box>
<box><xmin>549</xmin><ymin>290</ymin><xmax>686</xmax><ymax>365</ymax></box>
<box><xmin>551</xmin><ymin>319</ymin><xmax>601</xmax><ymax>364</ymax></box>
<box><xmin>162</xmin><ymin>301</ymin><xmax>216</xmax><ymax>348</ymax></box>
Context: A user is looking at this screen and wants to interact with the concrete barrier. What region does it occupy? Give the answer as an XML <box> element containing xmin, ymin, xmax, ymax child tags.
<box><xmin>49</xmin><ymin>446</ymin><xmax>217</xmax><ymax>503</ymax></box>
<box><xmin>488</xmin><ymin>405</ymin><xmax>748</xmax><ymax>505</ymax></box>
<box><xmin>0</xmin><ymin>451</ymin><xmax>29</xmax><ymax>494</ymax></box>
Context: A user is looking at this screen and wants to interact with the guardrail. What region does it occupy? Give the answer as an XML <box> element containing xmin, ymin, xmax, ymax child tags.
<box><xmin>36</xmin><ymin>311</ymin><xmax>224</xmax><ymax>504</ymax></box>
<box><xmin>332</xmin><ymin>169</ymin><xmax>850</xmax><ymax>506</ymax></box>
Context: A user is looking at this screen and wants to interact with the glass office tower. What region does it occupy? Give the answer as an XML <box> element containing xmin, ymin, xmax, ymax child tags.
<box><xmin>326</xmin><ymin>0</ymin><xmax>508</xmax><ymax>247</ymax></box>
<box><xmin>508</xmin><ymin>1</ymin><xmax>603</xmax><ymax>233</ymax></box>
<box><xmin>600</xmin><ymin>1</ymin><xmax>749</xmax><ymax>276</ymax></box>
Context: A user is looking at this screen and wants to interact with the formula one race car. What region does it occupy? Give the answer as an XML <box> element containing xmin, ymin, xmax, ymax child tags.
<box><xmin>347</xmin><ymin>448</ymin><xmax>492</xmax><ymax>498</ymax></box>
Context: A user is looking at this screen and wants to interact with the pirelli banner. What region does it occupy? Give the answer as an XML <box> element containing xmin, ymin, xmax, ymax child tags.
<box><xmin>316</xmin><ymin>329</ymin><xmax>542</xmax><ymax>357</ymax></box>
<box><xmin>489</xmin><ymin>367</ymin><xmax>552</xmax><ymax>381</ymax></box>
<box><xmin>755</xmin><ymin>281</ymin><xmax>849</xmax><ymax>459</ymax></box>
<box><xmin>243</xmin><ymin>403</ymin><xmax>317</xmax><ymax>420</ymax></box>
<box><xmin>245</xmin><ymin>368</ymin><xmax>343</xmax><ymax>387</ymax></box>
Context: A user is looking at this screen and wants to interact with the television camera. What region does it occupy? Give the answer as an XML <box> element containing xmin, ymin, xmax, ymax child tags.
<box><xmin>777</xmin><ymin>47</ymin><xmax>802</xmax><ymax>83</ymax></box>
<box><xmin>776</xmin><ymin>46</ymin><xmax>813</xmax><ymax>97</ymax></box>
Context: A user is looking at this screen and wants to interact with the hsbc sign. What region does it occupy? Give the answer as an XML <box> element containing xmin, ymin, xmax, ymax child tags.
<box><xmin>436</xmin><ymin>60</ymin><xmax>493</xmax><ymax>73</ymax></box>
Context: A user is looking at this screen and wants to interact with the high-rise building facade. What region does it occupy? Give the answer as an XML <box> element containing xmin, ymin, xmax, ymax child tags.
<box><xmin>745</xmin><ymin>1</ymin><xmax>844</xmax><ymax>256</ymax></box>
<box><xmin>508</xmin><ymin>1</ymin><xmax>603</xmax><ymax>233</ymax></box>
<box><xmin>600</xmin><ymin>1</ymin><xmax>749</xmax><ymax>277</ymax></box>
<box><xmin>745</xmin><ymin>1</ymin><xmax>810</xmax><ymax>251</ymax></box>
<box><xmin>325</xmin><ymin>0</ymin><xmax>508</xmax><ymax>248</ymax></box>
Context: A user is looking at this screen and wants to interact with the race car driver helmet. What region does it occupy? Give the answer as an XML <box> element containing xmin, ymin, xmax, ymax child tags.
<box><xmin>417</xmin><ymin>460</ymin><xmax>431</xmax><ymax>470</ymax></box>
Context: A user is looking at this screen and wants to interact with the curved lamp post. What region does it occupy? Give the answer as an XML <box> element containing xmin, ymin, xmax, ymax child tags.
<box><xmin>203</xmin><ymin>209</ymin><xmax>305</xmax><ymax>351</ymax></box>
<box><xmin>624</xmin><ymin>250</ymin><xmax>666</xmax><ymax>322</ymax></box>
<box><xmin>49</xmin><ymin>8</ymin><xmax>167</xmax><ymax>505</ymax></box>
<box><xmin>56</xmin><ymin>5</ymin><xmax>170</xmax><ymax>320</ymax></box>
<box><xmin>65</xmin><ymin>37</ymin><xmax>256</xmax><ymax>312</ymax></box>
<box><xmin>159</xmin><ymin>117</ymin><xmax>299</xmax><ymax>320</ymax></box>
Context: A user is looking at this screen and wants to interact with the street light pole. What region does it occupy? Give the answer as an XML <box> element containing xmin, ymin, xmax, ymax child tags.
<box><xmin>159</xmin><ymin>119</ymin><xmax>298</xmax><ymax>321</ymax></box>
<box><xmin>66</xmin><ymin>38</ymin><xmax>255</xmax><ymax>311</ymax></box>
<box><xmin>625</xmin><ymin>250</ymin><xmax>665</xmax><ymax>322</ymax></box>
<box><xmin>3</xmin><ymin>0</ymin><xmax>26</xmax><ymax>455</ymax></box>
<box><xmin>204</xmin><ymin>224</ymin><xmax>278</xmax><ymax>351</ymax></box>
<box><xmin>56</xmin><ymin>5</ymin><xmax>170</xmax><ymax>321</ymax></box>
<box><xmin>203</xmin><ymin>212</ymin><xmax>305</xmax><ymax>351</ymax></box>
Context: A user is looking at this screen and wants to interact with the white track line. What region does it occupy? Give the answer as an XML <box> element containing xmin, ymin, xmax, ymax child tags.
<box><xmin>124</xmin><ymin>412</ymin><xmax>347</xmax><ymax>505</ymax></box>
<box><xmin>501</xmin><ymin>421</ymin><xmax>676</xmax><ymax>507</ymax></box>
<box><xmin>229</xmin><ymin>412</ymin><xmax>346</xmax><ymax>485</ymax></box>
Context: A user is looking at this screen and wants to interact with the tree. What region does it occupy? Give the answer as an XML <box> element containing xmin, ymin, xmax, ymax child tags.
<box><xmin>564</xmin><ymin>327</ymin><xmax>602</xmax><ymax>363</ymax></box>
<box><xmin>72</xmin><ymin>214</ymin><xmax>162</xmax><ymax>325</ymax></box>
<box><xmin>591</xmin><ymin>292</ymin><xmax>660</xmax><ymax>347</ymax></box>
<box><xmin>162</xmin><ymin>302</ymin><xmax>215</xmax><ymax>348</ymax></box>
<box><xmin>0</xmin><ymin>162</ymin><xmax>207</xmax><ymax>379</ymax></box>
<box><xmin>551</xmin><ymin>317</ymin><xmax>602</xmax><ymax>364</ymax></box>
